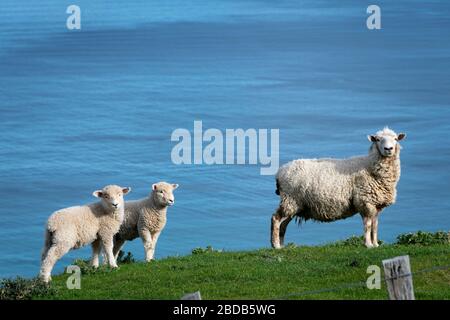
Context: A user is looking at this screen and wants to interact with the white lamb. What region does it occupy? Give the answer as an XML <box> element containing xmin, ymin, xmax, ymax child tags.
<box><xmin>97</xmin><ymin>182</ymin><xmax>178</xmax><ymax>263</ymax></box>
<box><xmin>39</xmin><ymin>185</ymin><xmax>131</xmax><ymax>282</ymax></box>
<box><xmin>271</xmin><ymin>127</ymin><xmax>406</xmax><ymax>249</ymax></box>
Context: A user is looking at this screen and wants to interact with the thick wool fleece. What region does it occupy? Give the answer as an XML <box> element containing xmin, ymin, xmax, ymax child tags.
<box><xmin>271</xmin><ymin>128</ymin><xmax>404</xmax><ymax>249</ymax></box>
<box><xmin>276</xmin><ymin>143</ymin><xmax>400</xmax><ymax>222</ymax></box>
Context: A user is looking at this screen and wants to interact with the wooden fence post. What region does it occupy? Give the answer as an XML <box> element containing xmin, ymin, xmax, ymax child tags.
<box><xmin>181</xmin><ymin>291</ymin><xmax>202</xmax><ymax>300</ymax></box>
<box><xmin>382</xmin><ymin>255</ymin><xmax>415</xmax><ymax>300</ymax></box>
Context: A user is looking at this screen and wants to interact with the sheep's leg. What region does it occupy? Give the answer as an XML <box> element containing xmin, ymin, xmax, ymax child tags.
<box><xmin>271</xmin><ymin>209</ymin><xmax>283</xmax><ymax>249</ymax></box>
<box><xmin>113</xmin><ymin>238</ymin><xmax>126</xmax><ymax>261</ymax></box>
<box><xmin>39</xmin><ymin>244</ymin><xmax>71</xmax><ymax>283</ymax></box>
<box><xmin>91</xmin><ymin>239</ymin><xmax>101</xmax><ymax>268</ymax></box>
<box><xmin>140</xmin><ymin>229</ymin><xmax>155</xmax><ymax>262</ymax></box>
<box><xmin>271</xmin><ymin>212</ymin><xmax>291</xmax><ymax>249</ymax></box>
<box><xmin>362</xmin><ymin>216</ymin><xmax>373</xmax><ymax>248</ymax></box>
<box><xmin>279</xmin><ymin>216</ymin><xmax>292</xmax><ymax>247</ymax></box>
<box><xmin>272</xmin><ymin>196</ymin><xmax>298</xmax><ymax>249</ymax></box>
<box><xmin>360</xmin><ymin>203</ymin><xmax>378</xmax><ymax>248</ymax></box>
<box><xmin>371</xmin><ymin>214</ymin><xmax>379</xmax><ymax>247</ymax></box>
<box><xmin>101</xmin><ymin>238</ymin><xmax>118</xmax><ymax>268</ymax></box>
<box><xmin>101</xmin><ymin>251</ymin><xmax>108</xmax><ymax>266</ymax></box>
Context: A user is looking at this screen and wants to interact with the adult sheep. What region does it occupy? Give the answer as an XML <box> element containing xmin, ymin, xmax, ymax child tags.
<box><xmin>97</xmin><ymin>181</ymin><xmax>178</xmax><ymax>263</ymax></box>
<box><xmin>271</xmin><ymin>127</ymin><xmax>406</xmax><ymax>249</ymax></box>
<box><xmin>39</xmin><ymin>185</ymin><xmax>131</xmax><ymax>282</ymax></box>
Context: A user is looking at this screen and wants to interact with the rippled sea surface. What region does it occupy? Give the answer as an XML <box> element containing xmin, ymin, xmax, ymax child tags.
<box><xmin>0</xmin><ymin>0</ymin><xmax>449</xmax><ymax>278</ymax></box>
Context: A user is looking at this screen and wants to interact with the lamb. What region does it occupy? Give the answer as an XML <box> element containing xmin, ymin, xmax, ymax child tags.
<box><xmin>39</xmin><ymin>185</ymin><xmax>131</xmax><ymax>282</ymax></box>
<box><xmin>271</xmin><ymin>127</ymin><xmax>406</xmax><ymax>249</ymax></box>
<box><xmin>97</xmin><ymin>181</ymin><xmax>178</xmax><ymax>263</ymax></box>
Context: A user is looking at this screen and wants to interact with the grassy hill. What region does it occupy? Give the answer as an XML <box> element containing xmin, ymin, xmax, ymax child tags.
<box><xmin>1</xmin><ymin>231</ymin><xmax>449</xmax><ymax>300</ymax></box>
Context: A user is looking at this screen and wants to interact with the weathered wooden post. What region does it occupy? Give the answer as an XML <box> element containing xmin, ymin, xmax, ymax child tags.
<box><xmin>181</xmin><ymin>291</ymin><xmax>202</xmax><ymax>300</ymax></box>
<box><xmin>382</xmin><ymin>255</ymin><xmax>415</xmax><ymax>300</ymax></box>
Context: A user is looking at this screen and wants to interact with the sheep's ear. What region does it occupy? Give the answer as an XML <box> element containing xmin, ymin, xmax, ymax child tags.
<box><xmin>397</xmin><ymin>133</ymin><xmax>406</xmax><ymax>141</ymax></box>
<box><xmin>368</xmin><ymin>135</ymin><xmax>378</xmax><ymax>142</ymax></box>
<box><xmin>152</xmin><ymin>184</ymin><xmax>158</xmax><ymax>191</ymax></box>
<box><xmin>93</xmin><ymin>190</ymin><xmax>103</xmax><ymax>198</ymax></box>
<box><xmin>172</xmin><ymin>184</ymin><xmax>179</xmax><ymax>190</ymax></box>
<box><xmin>122</xmin><ymin>187</ymin><xmax>131</xmax><ymax>195</ymax></box>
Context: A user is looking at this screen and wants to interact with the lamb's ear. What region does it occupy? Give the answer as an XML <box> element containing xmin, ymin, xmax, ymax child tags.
<box><xmin>368</xmin><ymin>135</ymin><xmax>378</xmax><ymax>142</ymax></box>
<box><xmin>152</xmin><ymin>184</ymin><xmax>158</xmax><ymax>191</ymax></box>
<box><xmin>122</xmin><ymin>187</ymin><xmax>131</xmax><ymax>195</ymax></box>
<box><xmin>93</xmin><ymin>190</ymin><xmax>103</xmax><ymax>198</ymax></box>
<box><xmin>397</xmin><ymin>133</ymin><xmax>406</xmax><ymax>141</ymax></box>
<box><xmin>172</xmin><ymin>184</ymin><xmax>179</xmax><ymax>190</ymax></box>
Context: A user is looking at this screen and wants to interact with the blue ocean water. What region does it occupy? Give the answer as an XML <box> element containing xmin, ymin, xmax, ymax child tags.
<box><xmin>0</xmin><ymin>0</ymin><xmax>449</xmax><ymax>278</ymax></box>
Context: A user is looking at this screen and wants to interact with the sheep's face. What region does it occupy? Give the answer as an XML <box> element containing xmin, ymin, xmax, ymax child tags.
<box><xmin>93</xmin><ymin>185</ymin><xmax>131</xmax><ymax>211</ymax></box>
<box><xmin>151</xmin><ymin>182</ymin><xmax>179</xmax><ymax>207</ymax></box>
<box><xmin>368</xmin><ymin>128</ymin><xmax>406</xmax><ymax>157</ymax></box>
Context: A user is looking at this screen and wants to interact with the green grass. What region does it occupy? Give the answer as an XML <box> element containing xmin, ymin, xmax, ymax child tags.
<box><xmin>34</xmin><ymin>236</ymin><xmax>449</xmax><ymax>300</ymax></box>
<box><xmin>0</xmin><ymin>231</ymin><xmax>446</xmax><ymax>300</ymax></box>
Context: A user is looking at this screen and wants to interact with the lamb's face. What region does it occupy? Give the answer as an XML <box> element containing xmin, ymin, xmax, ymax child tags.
<box><xmin>151</xmin><ymin>182</ymin><xmax>179</xmax><ymax>207</ymax></box>
<box><xmin>93</xmin><ymin>185</ymin><xmax>131</xmax><ymax>211</ymax></box>
<box><xmin>368</xmin><ymin>128</ymin><xmax>406</xmax><ymax>157</ymax></box>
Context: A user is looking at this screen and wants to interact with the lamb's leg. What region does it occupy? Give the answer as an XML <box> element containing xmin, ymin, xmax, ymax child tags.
<box><xmin>101</xmin><ymin>238</ymin><xmax>118</xmax><ymax>268</ymax></box>
<box><xmin>39</xmin><ymin>243</ymin><xmax>71</xmax><ymax>283</ymax></box>
<box><xmin>99</xmin><ymin>237</ymin><xmax>121</xmax><ymax>265</ymax></box>
<box><xmin>113</xmin><ymin>238</ymin><xmax>126</xmax><ymax>261</ymax></box>
<box><xmin>279</xmin><ymin>216</ymin><xmax>292</xmax><ymax>247</ymax></box>
<box><xmin>371</xmin><ymin>214</ymin><xmax>379</xmax><ymax>247</ymax></box>
<box><xmin>147</xmin><ymin>231</ymin><xmax>161</xmax><ymax>260</ymax></box>
<box><xmin>140</xmin><ymin>229</ymin><xmax>155</xmax><ymax>262</ymax></box>
<box><xmin>41</xmin><ymin>230</ymin><xmax>52</xmax><ymax>263</ymax></box>
<box><xmin>91</xmin><ymin>239</ymin><xmax>101</xmax><ymax>268</ymax></box>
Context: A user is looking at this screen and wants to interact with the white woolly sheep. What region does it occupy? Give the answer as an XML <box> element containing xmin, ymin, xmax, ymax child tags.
<box><xmin>39</xmin><ymin>185</ymin><xmax>131</xmax><ymax>282</ymax></box>
<box><xmin>97</xmin><ymin>182</ymin><xmax>178</xmax><ymax>263</ymax></box>
<box><xmin>271</xmin><ymin>127</ymin><xmax>406</xmax><ymax>249</ymax></box>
